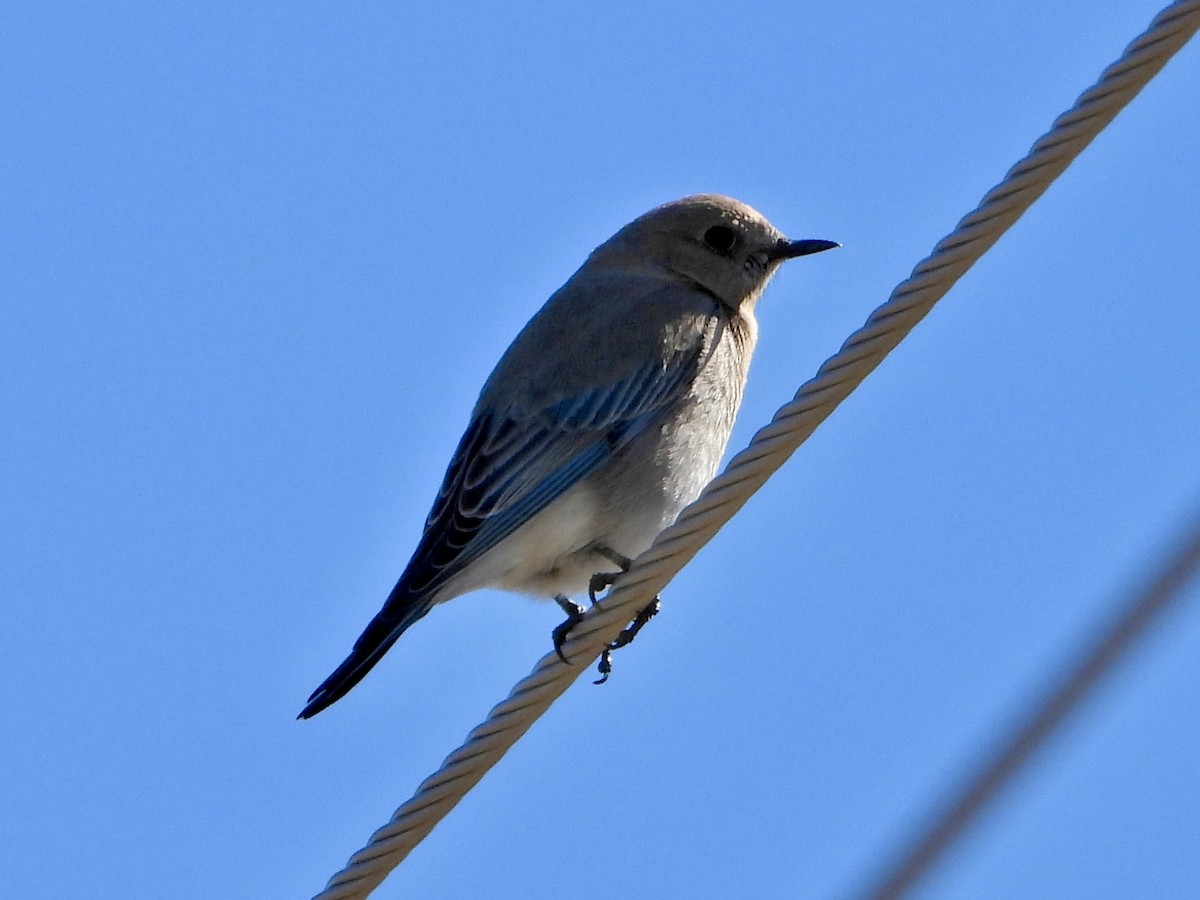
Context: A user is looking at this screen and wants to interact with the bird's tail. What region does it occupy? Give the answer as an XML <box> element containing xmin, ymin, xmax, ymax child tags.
<box><xmin>297</xmin><ymin>587</ymin><xmax>433</xmax><ymax>719</ymax></box>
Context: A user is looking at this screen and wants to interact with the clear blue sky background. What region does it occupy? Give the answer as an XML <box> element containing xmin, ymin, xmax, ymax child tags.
<box><xmin>4</xmin><ymin>3</ymin><xmax>1199</xmax><ymax>898</ymax></box>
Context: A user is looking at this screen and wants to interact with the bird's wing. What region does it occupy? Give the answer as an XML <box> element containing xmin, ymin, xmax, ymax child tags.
<box><xmin>407</xmin><ymin>344</ymin><xmax>703</xmax><ymax>594</ymax></box>
<box><xmin>299</xmin><ymin>298</ymin><xmax>719</xmax><ymax>718</ymax></box>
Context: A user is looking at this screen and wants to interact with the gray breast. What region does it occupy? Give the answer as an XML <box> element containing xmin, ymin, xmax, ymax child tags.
<box><xmin>588</xmin><ymin>310</ymin><xmax>755</xmax><ymax>554</ymax></box>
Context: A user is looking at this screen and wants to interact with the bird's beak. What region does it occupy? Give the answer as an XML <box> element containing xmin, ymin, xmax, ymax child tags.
<box><xmin>768</xmin><ymin>238</ymin><xmax>840</xmax><ymax>262</ymax></box>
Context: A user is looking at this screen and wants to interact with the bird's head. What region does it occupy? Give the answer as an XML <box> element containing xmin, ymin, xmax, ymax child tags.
<box><xmin>596</xmin><ymin>194</ymin><xmax>838</xmax><ymax>311</ymax></box>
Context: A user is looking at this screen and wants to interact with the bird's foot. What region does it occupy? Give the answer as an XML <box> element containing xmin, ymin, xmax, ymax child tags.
<box><xmin>594</xmin><ymin>597</ymin><xmax>662</xmax><ymax>684</ymax></box>
<box><xmin>588</xmin><ymin>543</ymin><xmax>634</xmax><ymax>606</ymax></box>
<box><xmin>588</xmin><ymin>570</ymin><xmax>620</xmax><ymax>606</ymax></box>
<box><xmin>552</xmin><ymin>594</ymin><xmax>586</xmax><ymax>664</ymax></box>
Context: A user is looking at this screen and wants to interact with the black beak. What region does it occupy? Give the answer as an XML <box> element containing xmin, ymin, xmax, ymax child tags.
<box><xmin>768</xmin><ymin>238</ymin><xmax>840</xmax><ymax>262</ymax></box>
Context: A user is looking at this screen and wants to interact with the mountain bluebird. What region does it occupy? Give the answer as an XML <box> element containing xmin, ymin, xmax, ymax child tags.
<box><xmin>299</xmin><ymin>194</ymin><xmax>836</xmax><ymax>718</ymax></box>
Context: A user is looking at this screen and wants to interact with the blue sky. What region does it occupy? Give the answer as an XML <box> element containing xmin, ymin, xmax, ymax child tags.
<box><xmin>4</xmin><ymin>3</ymin><xmax>1199</xmax><ymax>898</ymax></box>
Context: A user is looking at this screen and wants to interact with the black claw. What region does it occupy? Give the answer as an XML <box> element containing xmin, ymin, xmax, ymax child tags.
<box><xmin>591</xmin><ymin>596</ymin><xmax>662</xmax><ymax>685</ymax></box>
<box><xmin>588</xmin><ymin>543</ymin><xmax>632</xmax><ymax>605</ymax></box>
<box><xmin>594</xmin><ymin>648</ymin><xmax>613</xmax><ymax>684</ymax></box>
<box><xmin>588</xmin><ymin>570</ymin><xmax>619</xmax><ymax>606</ymax></box>
<box><xmin>552</xmin><ymin>595</ymin><xmax>586</xmax><ymax>664</ymax></box>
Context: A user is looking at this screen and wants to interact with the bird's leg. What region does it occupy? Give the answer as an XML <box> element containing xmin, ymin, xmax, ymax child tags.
<box><xmin>554</xmin><ymin>545</ymin><xmax>628</xmax><ymax>662</ymax></box>
<box><xmin>552</xmin><ymin>594</ymin><xmax>586</xmax><ymax>664</ymax></box>
<box><xmin>587</xmin><ymin>544</ymin><xmax>662</xmax><ymax>685</ymax></box>
<box><xmin>595</xmin><ymin>598</ymin><xmax>661</xmax><ymax>684</ymax></box>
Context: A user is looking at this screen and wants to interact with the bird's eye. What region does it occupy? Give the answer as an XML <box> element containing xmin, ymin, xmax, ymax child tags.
<box><xmin>702</xmin><ymin>225</ymin><xmax>738</xmax><ymax>254</ymax></box>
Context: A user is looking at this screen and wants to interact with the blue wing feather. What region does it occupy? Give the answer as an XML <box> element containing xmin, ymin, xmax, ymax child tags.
<box><xmin>411</xmin><ymin>366</ymin><xmax>690</xmax><ymax>591</ymax></box>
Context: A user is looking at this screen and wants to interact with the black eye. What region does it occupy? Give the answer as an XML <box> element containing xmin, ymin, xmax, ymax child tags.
<box><xmin>702</xmin><ymin>225</ymin><xmax>737</xmax><ymax>254</ymax></box>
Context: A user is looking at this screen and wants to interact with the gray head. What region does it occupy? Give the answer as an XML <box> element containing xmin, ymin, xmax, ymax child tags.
<box><xmin>592</xmin><ymin>194</ymin><xmax>838</xmax><ymax>310</ymax></box>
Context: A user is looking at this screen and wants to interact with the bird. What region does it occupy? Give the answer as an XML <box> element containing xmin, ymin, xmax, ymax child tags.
<box><xmin>299</xmin><ymin>194</ymin><xmax>837</xmax><ymax>719</ymax></box>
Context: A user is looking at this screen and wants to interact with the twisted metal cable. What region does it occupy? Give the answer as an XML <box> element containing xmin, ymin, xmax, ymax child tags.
<box><xmin>315</xmin><ymin>4</ymin><xmax>1200</xmax><ymax>896</ymax></box>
